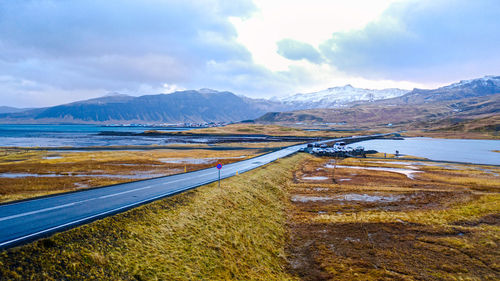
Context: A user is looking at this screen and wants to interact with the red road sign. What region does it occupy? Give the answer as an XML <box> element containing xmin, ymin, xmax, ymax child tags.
<box><xmin>216</xmin><ymin>163</ymin><xmax>222</xmax><ymax>170</ymax></box>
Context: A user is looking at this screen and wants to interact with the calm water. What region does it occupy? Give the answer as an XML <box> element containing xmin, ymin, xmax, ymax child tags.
<box><xmin>0</xmin><ymin>124</ymin><xmax>192</xmax><ymax>147</ymax></box>
<box><xmin>356</xmin><ymin>138</ymin><xmax>500</xmax><ymax>165</ymax></box>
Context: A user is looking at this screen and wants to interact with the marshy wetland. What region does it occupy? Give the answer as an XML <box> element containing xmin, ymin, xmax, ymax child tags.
<box><xmin>0</xmin><ymin>146</ymin><xmax>275</xmax><ymax>203</ymax></box>
<box><xmin>288</xmin><ymin>154</ymin><xmax>500</xmax><ymax>280</ymax></box>
<box><xmin>0</xmin><ymin>124</ymin><xmax>499</xmax><ymax>280</ymax></box>
<box><xmin>0</xmin><ymin>153</ymin><xmax>302</xmax><ymax>280</ymax></box>
<box><xmin>0</xmin><ymin>150</ymin><xmax>498</xmax><ymax>280</ymax></box>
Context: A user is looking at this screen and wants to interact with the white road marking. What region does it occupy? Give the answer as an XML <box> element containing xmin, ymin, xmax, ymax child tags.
<box><xmin>0</xmin><ymin>137</ymin><xmax>378</xmax><ymax>247</ymax></box>
<box><xmin>0</xmin><ymin>177</ymin><xmax>220</xmax><ymax>248</ymax></box>
<box><xmin>0</xmin><ymin>198</ymin><xmax>97</xmax><ymax>222</ymax></box>
<box><xmin>0</xmin><ymin>171</ymin><xmax>219</xmax><ymax>221</ymax></box>
<box><xmin>0</xmin><ymin>146</ymin><xmax>306</xmax><ymax>222</ymax></box>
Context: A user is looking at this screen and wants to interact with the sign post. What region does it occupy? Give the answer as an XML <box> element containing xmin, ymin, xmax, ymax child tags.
<box><xmin>216</xmin><ymin>162</ymin><xmax>222</xmax><ymax>188</ymax></box>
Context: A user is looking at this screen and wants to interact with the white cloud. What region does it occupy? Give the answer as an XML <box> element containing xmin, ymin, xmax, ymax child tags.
<box><xmin>230</xmin><ymin>0</ymin><xmax>401</xmax><ymax>71</ymax></box>
<box><xmin>0</xmin><ymin>0</ymin><xmax>262</xmax><ymax>106</ymax></box>
<box><xmin>318</xmin><ymin>0</ymin><xmax>500</xmax><ymax>83</ymax></box>
<box><xmin>0</xmin><ymin>0</ymin><xmax>498</xmax><ymax>107</ymax></box>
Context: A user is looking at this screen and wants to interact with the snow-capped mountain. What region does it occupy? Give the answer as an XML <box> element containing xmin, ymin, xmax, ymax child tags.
<box><xmin>272</xmin><ymin>84</ymin><xmax>409</xmax><ymax>110</ymax></box>
<box><xmin>443</xmin><ymin>75</ymin><xmax>500</xmax><ymax>90</ymax></box>
<box><xmin>388</xmin><ymin>75</ymin><xmax>500</xmax><ymax>104</ymax></box>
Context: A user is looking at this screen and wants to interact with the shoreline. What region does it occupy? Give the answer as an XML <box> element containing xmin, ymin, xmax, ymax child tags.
<box><xmin>1</xmin><ymin>145</ymin><xmax>283</xmax><ymax>152</ymax></box>
<box><xmin>365</xmin><ymin>156</ymin><xmax>500</xmax><ymax>168</ymax></box>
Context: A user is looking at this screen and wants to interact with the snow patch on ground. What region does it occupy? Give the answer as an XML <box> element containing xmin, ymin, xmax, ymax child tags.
<box><xmin>336</xmin><ymin>193</ymin><xmax>403</xmax><ymax>202</ymax></box>
<box><xmin>302</xmin><ymin>176</ymin><xmax>329</xmax><ymax>181</ymax></box>
<box><xmin>292</xmin><ymin>193</ymin><xmax>404</xmax><ymax>203</ymax></box>
<box><xmin>292</xmin><ymin>195</ymin><xmax>334</xmax><ymax>202</ymax></box>
<box><xmin>326</xmin><ymin>165</ymin><xmax>421</xmax><ymax>179</ymax></box>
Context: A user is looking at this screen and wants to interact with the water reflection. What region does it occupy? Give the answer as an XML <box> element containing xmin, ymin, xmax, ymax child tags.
<box><xmin>356</xmin><ymin>138</ymin><xmax>500</xmax><ymax>165</ymax></box>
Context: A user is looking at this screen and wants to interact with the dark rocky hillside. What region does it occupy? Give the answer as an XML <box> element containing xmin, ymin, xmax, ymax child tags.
<box><xmin>0</xmin><ymin>90</ymin><xmax>283</xmax><ymax>124</ymax></box>
<box><xmin>257</xmin><ymin>94</ymin><xmax>499</xmax><ymax>125</ymax></box>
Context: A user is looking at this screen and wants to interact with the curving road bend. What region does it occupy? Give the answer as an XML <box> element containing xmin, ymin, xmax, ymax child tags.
<box><xmin>0</xmin><ymin>134</ymin><xmax>389</xmax><ymax>249</ymax></box>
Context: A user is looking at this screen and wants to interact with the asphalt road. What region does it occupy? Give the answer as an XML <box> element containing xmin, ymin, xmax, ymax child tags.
<box><xmin>0</xmin><ymin>134</ymin><xmax>389</xmax><ymax>249</ymax></box>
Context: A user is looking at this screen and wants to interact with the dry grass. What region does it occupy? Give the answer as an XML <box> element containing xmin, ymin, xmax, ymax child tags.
<box><xmin>286</xmin><ymin>154</ymin><xmax>500</xmax><ymax>280</ymax></box>
<box><xmin>316</xmin><ymin>194</ymin><xmax>500</xmax><ymax>225</ymax></box>
<box><xmin>156</xmin><ymin>141</ymin><xmax>304</xmax><ymax>149</ymax></box>
<box><xmin>2</xmin><ymin>151</ymin><xmax>498</xmax><ymax>280</ymax></box>
<box><xmin>211</xmin><ymin>141</ymin><xmax>303</xmax><ymax>148</ymax></box>
<box><xmin>365</xmin><ymin>153</ymin><xmax>428</xmax><ymax>160</ymax></box>
<box><xmin>167</xmin><ymin>124</ymin><xmax>354</xmax><ymax>137</ymax></box>
<box><xmin>402</xmin><ymin>130</ymin><xmax>499</xmax><ymax>140</ymax></box>
<box><xmin>0</xmin><ymin>148</ymin><xmax>265</xmax><ymax>203</ymax></box>
<box><xmin>0</xmin><ymin>154</ymin><xmax>308</xmax><ymax>280</ymax></box>
<box><xmin>181</xmin><ymin>124</ymin><xmax>308</xmax><ymax>136</ymax></box>
<box><xmin>418</xmin><ymin>172</ymin><xmax>500</xmax><ymax>191</ymax></box>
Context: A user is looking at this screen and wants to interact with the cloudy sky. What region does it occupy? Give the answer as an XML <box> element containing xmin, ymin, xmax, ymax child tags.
<box><xmin>0</xmin><ymin>0</ymin><xmax>499</xmax><ymax>107</ymax></box>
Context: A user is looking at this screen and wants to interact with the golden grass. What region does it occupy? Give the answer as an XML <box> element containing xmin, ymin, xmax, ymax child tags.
<box><xmin>0</xmin><ymin>148</ymin><xmax>258</xmax><ymax>166</ymax></box>
<box><xmin>184</xmin><ymin>124</ymin><xmax>307</xmax><ymax>136</ymax></box>
<box><xmin>0</xmin><ymin>154</ymin><xmax>307</xmax><ymax>280</ymax></box>
<box><xmin>167</xmin><ymin>123</ymin><xmax>354</xmax><ymax>137</ymax></box>
<box><xmin>315</xmin><ymin>194</ymin><xmax>500</xmax><ymax>225</ymax></box>
<box><xmin>161</xmin><ymin>141</ymin><xmax>303</xmax><ymax>148</ymax></box>
<box><xmin>0</xmin><ymin>177</ymin><xmax>123</xmax><ymax>203</ymax></box>
<box><xmin>0</xmin><ymin>148</ymin><xmax>266</xmax><ymax>203</ymax></box>
<box><xmin>2</xmin><ymin>152</ymin><xmax>498</xmax><ymax>279</ymax></box>
<box><xmin>7</xmin><ymin>142</ymin><xmax>302</xmax><ymax>151</ymax></box>
<box><xmin>365</xmin><ymin>152</ymin><xmax>429</xmax><ymax>159</ymax></box>
<box><xmin>402</xmin><ymin>129</ymin><xmax>500</xmax><ymax>140</ymax></box>
<box><xmin>211</xmin><ymin>141</ymin><xmax>303</xmax><ymax>148</ymax></box>
<box><xmin>418</xmin><ymin>172</ymin><xmax>500</xmax><ymax>191</ymax></box>
<box><xmin>287</xmin><ymin>155</ymin><xmax>500</xmax><ymax>280</ymax></box>
<box><xmin>0</xmin><ymin>148</ymin><xmax>46</xmax><ymax>163</ymax></box>
<box><xmin>366</xmin><ymin>152</ymin><xmax>397</xmax><ymax>158</ymax></box>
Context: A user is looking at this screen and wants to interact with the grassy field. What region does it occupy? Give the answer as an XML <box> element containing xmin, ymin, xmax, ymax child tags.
<box><xmin>0</xmin><ymin>154</ymin><xmax>307</xmax><ymax>280</ymax></box>
<box><xmin>0</xmin><ymin>147</ymin><xmax>267</xmax><ymax>203</ymax></box>
<box><xmin>1</xmin><ymin>151</ymin><xmax>499</xmax><ymax>280</ymax></box>
<box><xmin>153</xmin><ymin>123</ymin><xmax>359</xmax><ymax>137</ymax></box>
<box><xmin>8</xmin><ymin>141</ymin><xmax>304</xmax><ymax>151</ymax></box>
<box><xmin>287</xmin><ymin>154</ymin><xmax>500</xmax><ymax>280</ymax></box>
<box><xmin>401</xmin><ymin>129</ymin><xmax>499</xmax><ymax>140</ymax></box>
<box><xmin>167</xmin><ymin>141</ymin><xmax>303</xmax><ymax>148</ymax></box>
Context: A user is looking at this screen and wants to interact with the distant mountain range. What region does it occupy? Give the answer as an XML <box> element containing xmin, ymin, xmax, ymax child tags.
<box><xmin>378</xmin><ymin>75</ymin><xmax>500</xmax><ymax>105</ymax></box>
<box><xmin>274</xmin><ymin>75</ymin><xmax>500</xmax><ymax>110</ymax></box>
<box><xmin>0</xmin><ymin>75</ymin><xmax>498</xmax><ymax>124</ymax></box>
<box><xmin>272</xmin><ymin>84</ymin><xmax>409</xmax><ymax>110</ymax></box>
<box><xmin>0</xmin><ymin>90</ymin><xmax>281</xmax><ymax>124</ymax></box>
<box><xmin>257</xmin><ymin>94</ymin><xmax>499</xmax><ymax>126</ymax></box>
<box><xmin>0</xmin><ymin>106</ymin><xmax>33</xmax><ymax>114</ymax></box>
<box><xmin>257</xmin><ymin>76</ymin><xmax>500</xmax><ymax>131</ymax></box>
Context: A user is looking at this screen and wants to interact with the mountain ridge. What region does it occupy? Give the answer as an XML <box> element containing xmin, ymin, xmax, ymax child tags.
<box><xmin>272</xmin><ymin>84</ymin><xmax>409</xmax><ymax>110</ymax></box>
<box><xmin>377</xmin><ymin>75</ymin><xmax>500</xmax><ymax>105</ymax></box>
<box><xmin>0</xmin><ymin>90</ymin><xmax>280</xmax><ymax>124</ymax></box>
<box><xmin>0</xmin><ymin>75</ymin><xmax>498</xmax><ymax>124</ymax></box>
<box><xmin>0</xmin><ymin>106</ymin><xmax>34</xmax><ymax>114</ymax></box>
<box><xmin>256</xmin><ymin>76</ymin><xmax>500</xmax><ymax>132</ymax></box>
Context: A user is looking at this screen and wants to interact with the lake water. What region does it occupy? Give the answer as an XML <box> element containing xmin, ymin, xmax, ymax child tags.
<box><xmin>0</xmin><ymin>124</ymin><xmax>192</xmax><ymax>147</ymax></box>
<box><xmin>355</xmin><ymin>138</ymin><xmax>500</xmax><ymax>165</ymax></box>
